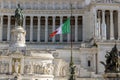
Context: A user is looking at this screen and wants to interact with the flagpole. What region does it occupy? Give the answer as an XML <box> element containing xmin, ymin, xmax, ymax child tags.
<box><xmin>69</xmin><ymin>2</ymin><xmax>73</xmax><ymax>67</ymax></box>
<box><xmin>69</xmin><ymin>0</ymin><xmax>76</xmax><ymax>80</ymax></box>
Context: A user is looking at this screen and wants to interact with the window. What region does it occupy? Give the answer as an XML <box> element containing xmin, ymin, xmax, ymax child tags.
<box><xmin>88</xmin><ymin>60</ymin><xmax>91</xmax><ymax>67</ymax></box>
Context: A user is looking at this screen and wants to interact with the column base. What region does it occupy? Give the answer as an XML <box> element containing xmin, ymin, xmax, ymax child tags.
<box><xmin>102</xmin><ymin>37</ymin><xmax>106</xmax><ymax>40</ymax></box>
<box><xmin>110</xmin><ymin>37</ymin><xmax>114</xmax><ymax>40</ymax></box>
<box><xmin>60</xmin><ymin>34</ymin><xmax>63</xmax><ymax>42</ymax></box>
<box><xmin>118</xmin><ymin>37</ymin><xmax>120</xmax><ymax>40</ymax></box>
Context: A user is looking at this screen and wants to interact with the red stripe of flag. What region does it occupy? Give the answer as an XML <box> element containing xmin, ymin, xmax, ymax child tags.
<box><xmin>49</xmin><ymin>30</ymin><xmax>58</xmax><ymax>38</ymax></box>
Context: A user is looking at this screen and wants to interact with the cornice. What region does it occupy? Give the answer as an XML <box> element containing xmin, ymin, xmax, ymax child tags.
<box><xmin>90</xmin><ymin>3</ymin><xmax>120</xmax><ymax>10</ymax></box>
<box><xmin>0</xmin><ymin>9</ymin><xmax>84</xmax><ymax>16</ymax></box>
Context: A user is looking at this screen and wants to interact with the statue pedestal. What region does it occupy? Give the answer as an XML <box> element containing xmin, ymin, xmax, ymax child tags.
<box><xmin>9</xmin><ymin>26</ymin><xmax>26</xmax><ymax>52</ymax></box>
<box><xmin>10</xmin><ymin>26</ymin><xmax>26</xmax><ymax>47</ymax></box>
<box><xmin>103</xmin><ymin>73</ymin><xmax>120</xmax><ymax>78</ymax></box>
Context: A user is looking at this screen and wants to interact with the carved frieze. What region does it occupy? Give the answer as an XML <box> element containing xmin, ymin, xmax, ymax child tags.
<box><xmin>0</xmin><ymin>61</ymin><xmax>9</xmax><ymax>74</ymax></box>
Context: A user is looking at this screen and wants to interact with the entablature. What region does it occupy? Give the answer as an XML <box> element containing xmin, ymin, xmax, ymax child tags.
<box><xmin>90</xmin><ymin>1</ymin><xmax>120</xmax><ymax>10</ymax></box>
<box><xmin>0</xmin><ymin>9</ymin><xmax>84</xmax><ymax>16</ymax></box>
<box><xmin>79</xmin><ymin>47</ymin><xmax>98</xmax><ymax>54</ymax></box>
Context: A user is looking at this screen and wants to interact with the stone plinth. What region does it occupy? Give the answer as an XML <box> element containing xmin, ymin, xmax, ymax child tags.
<box><xmin>10</xmin><ymin>26</ymin><xmax>26</xmax><ymax>47</ymax></box>
<box><xmin>103</xmin><ymin>73</ymin><xmax>120</xmax><ymax>78</ymax></box>
<box><xmin>9</xmin><ymin>26</ymin><xmax>26</xmax><ymax>52</ymax></box>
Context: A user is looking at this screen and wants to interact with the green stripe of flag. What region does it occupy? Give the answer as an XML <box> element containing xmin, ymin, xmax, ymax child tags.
<box><xmin>62</xmin><ymin>18</ymin><xmax>70</xmax><ymax>34</ymax></box>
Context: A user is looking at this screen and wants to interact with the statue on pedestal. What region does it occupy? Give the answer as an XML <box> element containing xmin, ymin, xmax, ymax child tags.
<box><xmin>100</xmin><ymin>44</ymin><xmax>120</xmax><ymax>73</ymax></box>
<box><xmin>15</xmin><ymin>4</ymin><xmax>23</xmax><ymax>26</ymax></box>
<box><xmin>9</xmin><ymin>3</ymin><xmax>26</xmax><ymax>49</ymax></box>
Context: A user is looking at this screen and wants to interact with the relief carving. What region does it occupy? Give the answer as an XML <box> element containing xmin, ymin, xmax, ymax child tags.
<box><xmin>12</xmin><ymin>58</ymin><xmax>21</xmax><ymax>74</ymax></box>
<box><xmin>0</xmin><ymin>61</ymin><xmax>9</xmax><ymax>74</ymax></box>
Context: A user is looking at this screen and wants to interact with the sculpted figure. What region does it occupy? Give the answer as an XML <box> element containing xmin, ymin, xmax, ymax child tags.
<box><xmin>100</xmin><ymin>44</ymin><xmax>120</xmax><ymax>72</ymax></box>
<box><xmin>15</xmin><ymin>4</ymin><xmax>23</xmax><ymax>26</ymax></box>
<box><xmin>15</xmin><ymin>60</ymin><xmax>20</xmax><ymax>73</ymax></box>
<box><xmin>25</xmin><ymin>65</ymin><xmax>31</xmax><ymax>73</ymax></box>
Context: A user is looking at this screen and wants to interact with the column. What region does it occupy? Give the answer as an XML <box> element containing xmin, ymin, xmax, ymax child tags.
<box><xmin>45</xmin><ymin>16</ymin><xmax>48</xmax><ymax>42</ymax></box>
<box><xmin>1</xmin><ymin>0</ymin><xmax>3</xmax><ymax>8</ymax></box>
<box><xmin>7</xmin><ymin>16</ymin><xmax>11</xmax><ymax>41</ymax></box>
<box><xmin>110</xmin><ymin>10</ymin><xmax>114</xmax><ymax>40</ymax></box>
<box><xmin>101</xmin><ymin>10</ymin><xmax>106</xmax><ymax>40</ymax></box>
<box><xmin>97</xmin><ymin>10</ymin><xmax>101</xmax><ymax>40</ymax></box>
<box><xmin>67</xmin><ymin>16</ymin><xmax>70</xmax><ymax>42</ymax></box>
<box><xmin>0</xmin><ymin>16</ymin><xmax>3</xmax><ymax>41</ymax></box>
<box><xmin>118</xmin><ymin>10</ymin><xmax>120</xmax><ymax>40</ymax></box>
<box><xmin>93</xmin><ymin>54</ymin><xmax>96</xmax><ymax>71</ymax></box>
<box><xmin>60</xmin><ymin>16</ymin><xmax>63</xmax><ymax>42</ymax></box>
<box><xmin>15</xmin><ymin>20</ymin><xmax>17</xmax><ymax>27</ymax></box>
<box><xmin>94</xmin><ymin>10</ymin><xmax>98</xmax><ymax>39</ymax></box>
<box><xmin>23</xmin><ymin>16</ymin><xmax>26</xmax><ymax>29</ymax></box>
<box><xmin>82</xmin><ymin>15</ymin><xmax>86</xmax><ymax>41</ymax></box>
<box><xmin>75</xmin><ymin>16</ymin><xmax>78</xmax><ymax>42</ymax></box>
<box><xmin>37</xmin><ymin>16</ymin><xmax>41</xmax><ymax>42</ymax></box>
<box><xmin>52</xmin><ymin>16</ymin><xmax>55</xmax><ymax>42</ymax></box>
<box><xmin>8</xmin><ymin>1</ymin><xmax>11</xmax><ymax>9</ymax></box>
<box><xmin>23</xmin><ymin>2</ymin><xmax>26</xmax><ymax>9</ymax></box>
<box><xmin>30</xmin><ymin>16</ymin><xmax>33</xmax><ymax>42</ymax></box>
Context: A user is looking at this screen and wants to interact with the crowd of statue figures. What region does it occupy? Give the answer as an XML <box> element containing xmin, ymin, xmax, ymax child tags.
<box><xmin>100</xmin><ymin>44</ymin><xmax>120</xmax><ymax>73</ymax></box>
<box><xmin>24</xmin><ymin>62</ymin><xmax>54</xmax><ymax>75</ymax></box>
<box><xmin>0</xmin><ymin>61</ymin><xmax>9</xmax><ymax>74</ymax></box>
<box><xmin>0</xmin><ymin>60</ymin><xmax>81</xmax><ymax>77</ymax></box>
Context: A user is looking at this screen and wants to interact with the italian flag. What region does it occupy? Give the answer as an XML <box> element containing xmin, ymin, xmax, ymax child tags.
<box><xmin>50</xmin><ymin>18</ymin><xmax>70</xmax><ymax>38</ymax></box>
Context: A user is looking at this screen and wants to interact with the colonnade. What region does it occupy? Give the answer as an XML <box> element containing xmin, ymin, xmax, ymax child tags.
<box><xmin>0</xmin><ymin>15</ymin><xmax>83</xmax><ymax>42</ymax></box>
<box><xmin>95</xmin><ymin>9</ymin><xmax>120</xmax><ymax>40</ymax></box>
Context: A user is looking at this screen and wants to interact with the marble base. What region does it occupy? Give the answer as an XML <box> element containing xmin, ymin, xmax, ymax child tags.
<box><xmin>103</xmin><ymin>73</ymin><xmax>120</xmax><ymax>78</ymax></box>
<box><xmin>0</xmin><ymin>74</ymin><xmax>54</xmax><ymax>80</ymax></box>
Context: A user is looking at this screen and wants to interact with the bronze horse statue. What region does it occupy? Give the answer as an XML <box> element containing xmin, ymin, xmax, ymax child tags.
<box><xmin>15</xmin><ymin>4</ymin><xmax>23</xmax><ymax>26</ymax></box>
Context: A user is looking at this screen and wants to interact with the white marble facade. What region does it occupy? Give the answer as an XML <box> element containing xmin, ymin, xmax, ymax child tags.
<box><xmin>0</xmin><ymin>0</ymin><xmax>120</xmax><ymax>80</ymax></box>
